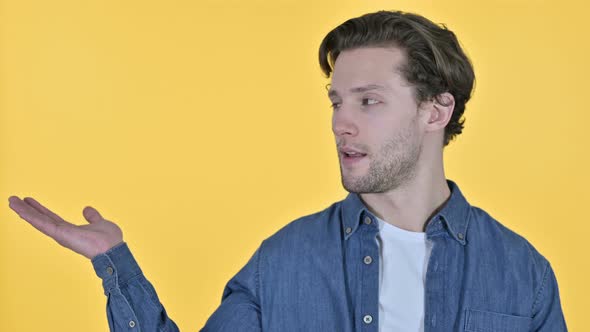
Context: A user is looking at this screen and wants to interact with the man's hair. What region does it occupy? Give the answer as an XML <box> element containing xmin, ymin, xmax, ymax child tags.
<box><xmin>318</xmin><ymin>10</ymin><xmax>475</xmax><ymax>146</ymax></box>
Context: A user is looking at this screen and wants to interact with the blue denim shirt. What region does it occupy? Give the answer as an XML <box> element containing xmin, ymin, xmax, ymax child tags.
<box><xmin>91</xmin><ymin>179</ymin><xmax>567</xmax><ymax>331</ymax></box>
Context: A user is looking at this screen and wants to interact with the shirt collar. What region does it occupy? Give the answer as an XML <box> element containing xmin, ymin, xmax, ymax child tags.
<box><xmin>340</xmin><ymin>179</ymin><xmax>471</xmax><ymax>245</ymax></box>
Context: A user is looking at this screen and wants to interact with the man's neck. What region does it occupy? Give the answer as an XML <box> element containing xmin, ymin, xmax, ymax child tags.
<box><xmin>359</xmin><ymin>172</ymin><xmax>451</xmax><ymax>233</ymax></box>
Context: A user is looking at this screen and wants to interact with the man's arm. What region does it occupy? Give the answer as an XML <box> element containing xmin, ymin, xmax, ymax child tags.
<box><xmin>7</xmin><ymin>196</ymin><xmax>180</xmax><ymax>331</ymax></box>
<box><xmin>531</xmin><ymin>262</ymin><xmax>568</xmax><ymax>331</ymax></box>
<box><xmin>91</xmin><ymin>242</ymin><xmax>180</xmax><ymax>331</ymax></box>
<box><xmin>8</xmin><ymin>195</ymin><xmax>263</xmax><ymax>331</ymax></box>
<box><xmin>200</xmin><ymin>246</ymin><xmax>263</xmax><ymax>331</ymax></box>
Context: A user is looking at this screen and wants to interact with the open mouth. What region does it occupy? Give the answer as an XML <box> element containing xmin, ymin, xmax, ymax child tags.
<box><xmin>341</xmin><ymin>152</ymin><xmax>367</xmax><ymax>162</ymax></box>
<box><xmin>343</xmin><ymin>152</ymin><xmax>366</xmax><ymax>157</ymax></box>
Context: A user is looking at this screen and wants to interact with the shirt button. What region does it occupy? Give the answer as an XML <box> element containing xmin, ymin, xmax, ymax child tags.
<box><xmin>363</xmin><ymin>256</ymin><xmax>373</xmax><ymax>265</ymax></box>
<box><xmin>364</xmin><ymin>216</ymin><xmax>372</xmax><ymax>225</ymax></box>
<box><xmin>363</xmin><ymin>315</ymin><xmax>373</xmax><ymax>324</ymax></box>
<box><xmin>129</xmin><ymin>320</ymin><xmax>136</xmax><ymax>328</ymax></box>
<box><xmin>457</xmin><ymin>232</ymin><xmax>464</xmax><ymax>240</ymax></box>
<box><xmin>345</xmin><ymin>227</ymin><xmax>352</xmax><ymax>234</ymax></box>
<box><xmin>106</xmin><ymin>266</ymin><xmax>114</xmax><ymax>275</ymax></box>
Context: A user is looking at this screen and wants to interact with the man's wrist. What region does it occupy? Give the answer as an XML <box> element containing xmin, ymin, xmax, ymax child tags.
<box><xmin>91</xmin><ymin>242</ymin><xmax>143</xmax><ymax>293</ymax></box>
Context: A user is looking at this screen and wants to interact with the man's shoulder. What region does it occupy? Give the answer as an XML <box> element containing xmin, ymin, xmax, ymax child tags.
<box><xmin>259</xmin><ymin>198</ymin><xmax>344</xmax><ymax>253</ymax></box>
<box><xmin>467</xmin><ymin>204</ymin><xmax>549</xmax><ymax>272</ymax></box>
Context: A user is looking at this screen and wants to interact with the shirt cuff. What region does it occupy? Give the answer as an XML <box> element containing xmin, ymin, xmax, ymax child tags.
<box><xmin>91</xmin><ymin>242</ymin><xmax>144</xmax><ymax>295</ymax></box>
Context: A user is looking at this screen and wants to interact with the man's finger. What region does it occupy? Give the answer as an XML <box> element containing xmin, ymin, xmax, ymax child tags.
<box><xmin>8</xmin><ymin>196</ymin><xmax>75</xmax><ymax>240</ymax></box>
<box><xmin>82</xmin><ymin>206</ymin><xmax>104</xmax><ymax>224</ymax></box>
<box><xmin>23</xmin><ymin>197</ymin><xmax>68</xmax><ymax>224</ymax></box>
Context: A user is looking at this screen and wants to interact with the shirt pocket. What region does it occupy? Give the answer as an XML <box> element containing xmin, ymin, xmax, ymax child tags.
<box><xmin>464</xmin><ymin>308</ymin><xmax>532</xmax><ymax>332</ymax></box>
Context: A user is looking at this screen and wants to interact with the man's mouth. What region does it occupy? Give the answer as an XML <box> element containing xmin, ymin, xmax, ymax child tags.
<box><xmin>341</xmin><ymin>151</ymin><xmax>368</xmax><ymax>165</ymax></box>
<box><xmin>342</xmin><ymin>151</ymin><xmax>367</xmax><ymax>158</ymax></box>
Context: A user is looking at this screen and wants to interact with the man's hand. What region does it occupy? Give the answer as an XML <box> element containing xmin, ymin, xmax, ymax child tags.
<box><xmin>7</xmin><ymin>196</ymin><xmax>123</xmax><ymax>260</ymax></box>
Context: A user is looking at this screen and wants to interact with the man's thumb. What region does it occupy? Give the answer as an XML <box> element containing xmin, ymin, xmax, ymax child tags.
<box><xmin>83</xmin><ymin>206</ymin><xmax>104</xmax><ymax>223</ymax></box>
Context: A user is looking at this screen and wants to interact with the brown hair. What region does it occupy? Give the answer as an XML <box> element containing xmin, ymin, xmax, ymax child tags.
<box><xmin>318</xmin><ymin>10</ymin><xmax>475</xmax><ymax>146</ymax></box>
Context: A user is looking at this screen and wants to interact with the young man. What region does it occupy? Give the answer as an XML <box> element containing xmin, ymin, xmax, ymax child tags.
<box><xmin>8</xmin><ymin>10</ymin><xmax>567</xmax><ymax>332</ymax></box>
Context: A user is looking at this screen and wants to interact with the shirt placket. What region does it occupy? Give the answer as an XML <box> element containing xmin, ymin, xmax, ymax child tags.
<box><xmin>425</xmin><ymin>218</ymin><xmax>448</xmax><ymax>332</ymax></box>
<box><xmin>358</xmin><ymin>214</ymin><xmax>380</xmax><ymax>332</ymax></box>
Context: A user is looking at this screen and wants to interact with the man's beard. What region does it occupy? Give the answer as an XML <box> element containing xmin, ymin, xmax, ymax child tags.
<box><xmin>340</xmin><ymin>122</ymin><xmax>422</xmax><ymax>194</ymax></box>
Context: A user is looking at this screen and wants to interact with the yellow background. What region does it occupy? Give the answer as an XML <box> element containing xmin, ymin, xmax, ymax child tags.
<box><xmin>1</xmin><ymin>0</ymin><xmax>587</xmax><ymax>331</ymax></box>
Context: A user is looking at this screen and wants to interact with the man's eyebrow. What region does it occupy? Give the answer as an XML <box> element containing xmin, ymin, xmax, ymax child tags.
<box><xmin>327</xmin><ymin>84</ymin><xmax>388</xmax><ymax>98</ymax></box>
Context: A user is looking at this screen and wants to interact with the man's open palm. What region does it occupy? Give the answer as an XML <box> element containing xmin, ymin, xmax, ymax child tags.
<box><xmin>7</xmin><ymin>196</ymin><xmax>123</xmax><ymax>260</ymax></box>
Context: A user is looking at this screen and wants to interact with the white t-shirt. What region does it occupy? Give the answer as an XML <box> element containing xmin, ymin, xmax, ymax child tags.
<box><xmin>375</xmin><ymin>215</ymin><xmax>433</xmax><ymax>332</ymax></box>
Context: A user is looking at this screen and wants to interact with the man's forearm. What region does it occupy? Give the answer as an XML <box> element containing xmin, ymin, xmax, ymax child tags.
<box><xmin>92</xmin><ymin>242</ymin><xmax>180</xmax><ymax>332</ymax></box>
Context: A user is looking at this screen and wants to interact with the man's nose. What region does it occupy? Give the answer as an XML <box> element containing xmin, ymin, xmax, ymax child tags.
<box><xmin>332</xmin><ymin>105</ymin><xmax>359</xmax><ymax>137</ymax></box>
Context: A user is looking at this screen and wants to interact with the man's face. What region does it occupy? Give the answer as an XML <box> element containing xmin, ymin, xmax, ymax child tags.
<box><xmin>329</xmin><ymin>47</ymin><xmax>426</xmax><ymax>194</ymax></box>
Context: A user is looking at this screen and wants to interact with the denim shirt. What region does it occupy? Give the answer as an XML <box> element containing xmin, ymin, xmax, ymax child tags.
<box><xmin>91</xmin><ymin>179</ymin><xmax>567</xmax><ymax>331</ymax></box>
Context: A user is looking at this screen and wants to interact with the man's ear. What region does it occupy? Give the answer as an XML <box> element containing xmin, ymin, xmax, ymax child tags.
<box><xmin>424</xmin><ymin>92</ymin><xmax>455</xmax><ymax>133</ymax></box>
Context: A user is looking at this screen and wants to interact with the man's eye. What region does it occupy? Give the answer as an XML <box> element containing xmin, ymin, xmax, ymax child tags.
<box><xmin>330</xmin><ymin>99</ymin><xmax>378</xmax><ymax>110</ymax></box>
<box><xmin>362</xmin><ymin>98</ymin><xmax>380</xmax><ymax>106</ymax></box>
